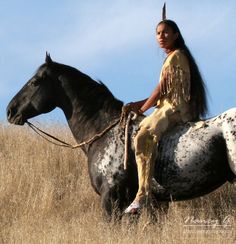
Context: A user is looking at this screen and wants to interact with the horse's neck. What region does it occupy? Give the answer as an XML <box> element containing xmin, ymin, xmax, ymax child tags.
<box><xmin>57</xmin><ymin>80</ymin><xmax>122</xmax><ymax>145</ymax></box>
<box><xmin>69</xmin><ymin>103</ymin><xmax>122</xmax><ymax>145</ymax></box>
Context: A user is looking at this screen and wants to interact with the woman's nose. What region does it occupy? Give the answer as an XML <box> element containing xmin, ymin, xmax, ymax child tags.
<box><xmin>157</xmin><ymin>34</ymin><xmax>163</xmax><ymax>42</ymax></box>
<box><xmin>159</xmin><ymin>32</ymin><xmax>165</xmax><ymax>39</ymax></box>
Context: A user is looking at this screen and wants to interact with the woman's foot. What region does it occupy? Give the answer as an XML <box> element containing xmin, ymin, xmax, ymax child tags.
<box><xmin>124</xmin><ymin>201</ymin><xmax>141</xmax><ymax>214</ymax></box>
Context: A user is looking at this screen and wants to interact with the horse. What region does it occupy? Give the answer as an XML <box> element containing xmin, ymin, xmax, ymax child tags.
<box><xmin>7</xmin><ymin>54</ymin><xmax>236</xmax><ymax>218</ymax></box>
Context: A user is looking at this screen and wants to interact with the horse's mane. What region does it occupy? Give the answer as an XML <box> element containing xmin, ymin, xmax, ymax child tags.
<box><xmin>39</xmin><ymin>61</ymin><xmax>123</xmax><ymax>116</ymax></box>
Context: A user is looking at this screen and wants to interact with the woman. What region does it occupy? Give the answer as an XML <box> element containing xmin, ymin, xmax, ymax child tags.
<box><xmin>124</xmin><ymin>19</ymin><xmax>208</xmax><ymax>214</ymax></box>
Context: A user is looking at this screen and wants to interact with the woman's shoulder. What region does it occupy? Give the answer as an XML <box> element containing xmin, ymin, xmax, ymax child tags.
<box><xmin>167</xmin><ymin>49</ymin><xmax>189</xmax><ymax>66</ymax></box>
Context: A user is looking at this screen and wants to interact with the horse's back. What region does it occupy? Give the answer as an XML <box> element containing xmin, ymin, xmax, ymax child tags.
<box><xmin>152</xmin><ymin>114</ymin><xmax>235</xmax><ymax>200</ymax></box>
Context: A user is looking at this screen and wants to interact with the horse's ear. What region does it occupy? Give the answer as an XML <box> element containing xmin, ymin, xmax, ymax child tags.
<box><xmin>45</xmin><ymin>52</ymin><xmax>53</xmax><ymax>64</ymax></box>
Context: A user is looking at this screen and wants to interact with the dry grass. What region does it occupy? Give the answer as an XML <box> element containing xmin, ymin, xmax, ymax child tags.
<box><xmin>0</xmin><ymin>122</ymin><xmax>236</xmax><ymax>244</ymax></box>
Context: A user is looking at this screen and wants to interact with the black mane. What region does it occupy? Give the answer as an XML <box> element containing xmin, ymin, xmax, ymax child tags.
<box><xmin>40</xmin><ymin>61</ymin><xmax>124</xmax><ymax>116</ymax></box>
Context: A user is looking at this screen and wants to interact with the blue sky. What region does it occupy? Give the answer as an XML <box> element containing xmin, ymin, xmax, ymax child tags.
<box><xmin>1</xmin><ymin>0</ymin><xmax>236</xmax><ymax>124</ymax></box>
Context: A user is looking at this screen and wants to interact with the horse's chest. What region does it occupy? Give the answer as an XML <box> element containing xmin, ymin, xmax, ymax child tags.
<box><xmin>90</xmin><ymin>127</ymin><xmax>125</xmax><ymax>186</ymax></box>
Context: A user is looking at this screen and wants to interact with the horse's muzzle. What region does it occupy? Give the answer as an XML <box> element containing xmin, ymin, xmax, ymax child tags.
<box><xmin>7</xmin><ymin>106</ymin><xmax>25</xmax><ymax>125</ymax></box>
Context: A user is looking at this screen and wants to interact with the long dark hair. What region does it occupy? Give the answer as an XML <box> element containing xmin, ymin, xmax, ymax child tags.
<box><xmin>157</xmin><ymin>20</ymin><xmax>208</xmax><ymax>120</ymax></box>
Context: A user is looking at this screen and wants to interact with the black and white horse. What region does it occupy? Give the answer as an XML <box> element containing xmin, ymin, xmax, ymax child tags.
<box><xmin>7</xmin><ymin>54</ymin><xmax>236</xmax><ymax>217</ymax></box>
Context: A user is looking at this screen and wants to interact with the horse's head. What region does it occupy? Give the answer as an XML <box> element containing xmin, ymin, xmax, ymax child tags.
<box><xmin>7</xmin><ymin>53</ymin><xmax>57</xmax><ymax>125</ymax></box>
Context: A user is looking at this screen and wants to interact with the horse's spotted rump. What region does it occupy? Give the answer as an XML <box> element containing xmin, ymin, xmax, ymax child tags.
<box><xmin>220</xmin><ymin>108</ymin><xmax>236</xmax><ymax>173</ymax></box>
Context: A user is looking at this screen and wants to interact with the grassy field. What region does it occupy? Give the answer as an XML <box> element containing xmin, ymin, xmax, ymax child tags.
<box><xmin>0</xmin><ymin>122</ymin><xmax>235</xmax><ymax>244</ymax></box>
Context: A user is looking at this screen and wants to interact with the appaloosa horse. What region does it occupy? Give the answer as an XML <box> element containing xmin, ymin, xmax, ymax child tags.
<box><xmin>7</xmin><ymin>54</ymin><xmax>236</xmax><ymax>217</ymax></box>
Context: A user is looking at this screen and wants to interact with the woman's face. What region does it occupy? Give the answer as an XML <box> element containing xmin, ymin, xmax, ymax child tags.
<box><xmin>156</xmin><ymin>23</ymin><xmax>178</xmax><ymax>50</ymax></box>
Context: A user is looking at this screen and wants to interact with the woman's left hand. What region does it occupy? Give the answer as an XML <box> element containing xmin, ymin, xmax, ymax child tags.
<box><xmin>122</xmin><ymin>102</ymin><xmax>141</xmax><ymax>115</ymax></box>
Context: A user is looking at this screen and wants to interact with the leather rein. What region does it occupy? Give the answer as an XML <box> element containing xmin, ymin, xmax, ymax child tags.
<box><xmin>26</xmin><ymin>111</ymin><xmax>137</xmax><ymax>169</ymax></box>
<box><xmin>26</xmin><ymin>119</ymin><xmax>120</xmax><ymax>149</ymax></box>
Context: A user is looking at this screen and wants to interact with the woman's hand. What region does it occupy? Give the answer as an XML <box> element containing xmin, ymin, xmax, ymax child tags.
<box><xmin>122</xmin><ymin>102</ymin><xmax>141</xmax><ymax>115</ymax></box>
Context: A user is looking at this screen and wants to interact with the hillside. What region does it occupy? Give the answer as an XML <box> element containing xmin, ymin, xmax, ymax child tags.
<box><xmin>0</xmin><ymin>123</ymin><xmax>235</xmax><ymax>243</ymax></box>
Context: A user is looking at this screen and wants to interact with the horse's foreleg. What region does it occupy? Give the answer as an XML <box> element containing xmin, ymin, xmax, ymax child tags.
<box><xmin>101</xmin><ymin>186</ymin><xmax>113</xmax><ymax>219</ymax></box>
<box><xmin>100</xmin><ymin>183</ymin><xmax>126</xmax><ymax>220</ymax></box>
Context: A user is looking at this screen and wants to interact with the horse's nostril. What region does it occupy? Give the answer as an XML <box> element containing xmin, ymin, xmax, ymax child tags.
<box><xmin>7</xmin><ymin>106</ymin><xmax>16</xmax><ymax>120</ymax></box>
<box><xmin>7</xmin><ymin>108</ymin><xmax>11</xmax><ymax>119</ymax></box>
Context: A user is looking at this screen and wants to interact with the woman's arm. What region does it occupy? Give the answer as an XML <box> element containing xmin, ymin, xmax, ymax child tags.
<box><xmin>124</xmin><ymin>79</ymin><xmax>165</xmax><ymax>114</ymax></box>
<box><xmin>139</xmin><ymin>82</ymin><xmax>163</xmax><ymax>113</ymax></box>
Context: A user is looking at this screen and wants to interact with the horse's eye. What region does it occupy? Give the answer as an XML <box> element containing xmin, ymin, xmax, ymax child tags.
<box><xmin>42</xmin><ymin>73</ymin><xmax>47</xmax><ymax>80</ymax></box>
<box><xmin>30</xmin><ymin>79</ymin><xmax>39</xmax><ymax>87</ymax></box>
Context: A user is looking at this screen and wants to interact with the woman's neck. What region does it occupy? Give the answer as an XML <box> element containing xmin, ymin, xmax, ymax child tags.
<box><xmin>164</xmin><ymin>47</ymin><xmax>177</xmax><ymax>55</ymax></box>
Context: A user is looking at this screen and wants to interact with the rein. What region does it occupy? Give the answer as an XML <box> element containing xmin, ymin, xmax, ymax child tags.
<box><xmin>123</xmin><ymin>111</ymin><xmax>137</xmax><ymax>169</ymax></box>
<box><xmin>26</xmin><ymin>111</ymin><xmax>137</xmax><ymax>169</ymax></box>
<box><xmin>26</xmin><ymin>119</ymin><xmax>120</xmax><ymax>149</ymax></box>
